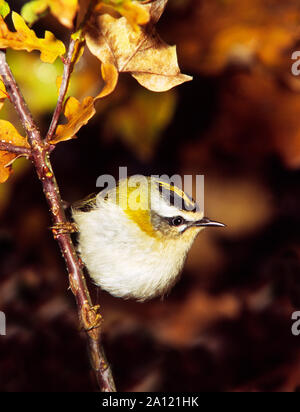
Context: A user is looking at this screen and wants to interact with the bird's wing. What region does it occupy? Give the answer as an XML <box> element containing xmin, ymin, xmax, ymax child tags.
<box><xmin>72</xmin><ymin>192</ymin><xmax>98</xmax><ymax>212</ymax></box>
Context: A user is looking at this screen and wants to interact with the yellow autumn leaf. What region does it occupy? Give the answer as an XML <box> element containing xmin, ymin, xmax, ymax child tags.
<box><xmin>0</xmin><ymin>152</ymin><xmax>15</xmax><ymax>183</ymax></box>
<box><xmin>50</xmin><ymin>63</ymin><xmax>118</xmax><ymax>144</ymax></box>
<box><xmin>0</xmin><ymin>120</ymin><xmax>29</xmax><ymax>148</ymax></box>
<box><xmin>0</xmin><ymin>120</ymin><xmax>30</xmax><ymax>183</ymax></box>
<box><xmin>0</xmin><ymin>76</ymin><xmax>7</xmax><ymax>110</ymax></box>
<box><xmin>70</xmin><ymin>35</ymin><xmax>85</xmax><ymax>64</ymax></box>
<box><xmin>95</xmin><ymin>62</ymin><xmax>119</xmax><ymax>99</ymax></box>
<box><xmin>97</xmin><ymin>0</ymin><xmax>150</xmax><ymax>30</ymax></box>
<box><xmin>0</xmin><ymin>77</ymin><xmax>6</xmax><ymax>98</ymax></box>
<box><xmin>0</xmin><ymin>12</ymin><xmax>66</xmax><ymax>63</ymax></box>
<box><xmin>48</xmin><ymin>0</ymin><xmax>78</xmax><ymax>28</ymax></box>
<box><xmin>22</xmin><ymin>0</ymin><xmax>78</xmax><ymax>28</ymax></box>
<box><xmin>85</xmin><ymin>0</ymin><xmax>192</xmax><ymax>92</ymax></box>
<box><xmin>52</xmin><ymin>96</ymin><xmax>95</xmax><ymax>144</ymax></box>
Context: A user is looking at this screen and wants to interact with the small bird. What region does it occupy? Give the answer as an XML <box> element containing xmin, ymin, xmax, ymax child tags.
<box><xmin>72</xmin><ymin>176</ymin><xmax>224</xmax><ymax>301</ymax></box>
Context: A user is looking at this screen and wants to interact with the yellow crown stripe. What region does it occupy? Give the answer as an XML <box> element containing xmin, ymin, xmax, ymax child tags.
<box><xmin>157</xmin><ymin>180</ymin><xmax>195</xmax><ymax>207</ymax></box>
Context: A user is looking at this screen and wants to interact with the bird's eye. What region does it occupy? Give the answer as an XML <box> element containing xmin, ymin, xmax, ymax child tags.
<box><xmin>171</xmin><ymin>216</ymin><xmax>184</xmax><ymax>226</ymax></box>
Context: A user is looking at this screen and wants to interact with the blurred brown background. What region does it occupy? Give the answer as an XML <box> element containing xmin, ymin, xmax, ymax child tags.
<box><xmin>0</xmin><ymin>0</ymin><xmax>300</xmax><ymax>391</ymax></box>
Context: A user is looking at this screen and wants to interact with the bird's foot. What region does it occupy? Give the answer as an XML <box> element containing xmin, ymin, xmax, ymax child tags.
<box><xmin>51</xmin><ymin>222</ymin><xmax>78</xmax><ymax>237</ymax></box>
<box><xmin>86</xmin><ymin>305</ymin><xmax>103</xmax><ymax>331</ymax></box>
<box><xmin>81</xmin><ymin>304</ymin><xmax>103</xmax><ymax>332</ymax></box>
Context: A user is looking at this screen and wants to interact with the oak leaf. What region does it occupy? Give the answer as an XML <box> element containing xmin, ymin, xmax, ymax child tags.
<box><xmin>0</xmin><ymin>120</ymin><xmax>30</xmax><ymax>183</ymax></box>
<box><xmin>0</xmin><ymin>0</ymin><xmax>9</xmax><ymax>18</ymax></box>
<box><xmin>97</xmin><ymin>0</ymin><xmax>150</xmax><ymax>31</ymax></box>
<box><xmin>0</xmin><ymin>12</ymin><xmax>66</xmax><ymax>63</ymax></box>
<box><xmin>51</xmin><ymin>63</ymin><xmax>118</xmax><ymax>144</ymax></box>
<box><xmin>51</xmin><ymin>96</ymin><xmax>95</xmax><ymax>144</ymax></box>
<box><xmin>22</xmin><ymin>0</ymin><xmax>78</xmax><ymax>28</ymax></box>
<box><xmin>85</xmin><ymin>0</ymin><xmax>192</xmax><ymax>92</ymax></box>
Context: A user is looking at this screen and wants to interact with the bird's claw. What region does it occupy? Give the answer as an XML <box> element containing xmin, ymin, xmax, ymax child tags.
<box><xmin>81</xmin><ymin>304</ymin><xmax>103</xmax><ymax>332</ymax></box>
<box><xmin>51</xmin><ymin>222</ymin><xmax>78</xmax><ymax>237</ymax></box>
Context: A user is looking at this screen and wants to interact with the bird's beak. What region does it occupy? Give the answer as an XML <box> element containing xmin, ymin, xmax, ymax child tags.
<box><xmin>193</xmin><ymin>217</ymin><xmax>226</xmax><ymax>228</ymax></box>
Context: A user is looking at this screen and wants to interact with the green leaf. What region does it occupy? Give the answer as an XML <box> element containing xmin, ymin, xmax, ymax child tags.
<box><xmin>0</xmin><ymin>0</ymin><xmax>10</xmax><ymax>18</ymax></box>
<box><xmin>21</xmin><ymin>0</ymin><xmax>48</xmax><ymax>26</ymax></box>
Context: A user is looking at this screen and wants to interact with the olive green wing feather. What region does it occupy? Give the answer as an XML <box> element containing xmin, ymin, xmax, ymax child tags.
<box><xmin>72</xmin><ymin>193</ymin><xmax>98</xmax><ymax>212</ymax></box>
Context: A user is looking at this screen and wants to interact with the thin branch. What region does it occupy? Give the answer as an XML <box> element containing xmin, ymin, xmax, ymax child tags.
<box><xmin>0</xmin><ymin>141</ymin><xmax>31</xmax><ymax>156</ymax></box>
<box><xmin>46</xmin><ymin>38</ymin><xmax>76</xmax><ymax>142</ymax></box>
<box><xmin>0</xmin><ymin>52</ymin><xmax>41</xmax><ymax>145</ymax></box>
<box><xmin>0</xmin><ymin>50</ymin><xmax>116</xmax><ymax>392</ymax></box>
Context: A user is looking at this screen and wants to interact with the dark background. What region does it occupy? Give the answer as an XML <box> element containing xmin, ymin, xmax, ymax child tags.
<box><xmin>0</xmin><ymin>0</ymin><xmax>300</xmax><ymax>391</ymax></box>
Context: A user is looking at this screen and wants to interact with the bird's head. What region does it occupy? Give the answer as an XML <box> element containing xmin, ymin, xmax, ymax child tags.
<box><xmin>112</xmin><ymin>176</ymin><xmax>225</xmax><ymax>242</ymax></box>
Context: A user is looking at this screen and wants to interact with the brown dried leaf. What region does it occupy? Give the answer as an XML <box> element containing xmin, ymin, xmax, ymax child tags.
<box><xmin>51</xmin><ymin>63</ymin><xmax>118</xmax><ymax>144</ymax></box>
<box><xmin>0</xmin><ymin>120</ymin><xmax>29</xmax><ymax>183</ymax></box>
<box><xmin>85</xmin><ymin>0</ymin><xmax>192</xmax><ymax>92</ymax></box>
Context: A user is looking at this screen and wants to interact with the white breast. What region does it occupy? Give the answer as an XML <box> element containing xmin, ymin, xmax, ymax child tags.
<box><xmin>72</xmin><ymin>200</ymin><xmax>192</xmax><ymax>301</ymax></box>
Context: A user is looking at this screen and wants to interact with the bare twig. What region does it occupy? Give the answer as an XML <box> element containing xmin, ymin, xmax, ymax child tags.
<box><xmin>0</xmin><ymin>141</ymin><xmax>31</xmax><ymax>156</ymax></box>
<box><xmin>0</xmin><ymin>53</ymin><xmax>40</xmax><ymax>143</ymax></box>
<box><xmin>0</xmin><ymin>50</ymin><xmax>116</xmax><ymax>392</ymax></box>
<box><xmin>46</xmin><ymin>38</ymin><xmax>76</xmax><ymax>142</ymax></box>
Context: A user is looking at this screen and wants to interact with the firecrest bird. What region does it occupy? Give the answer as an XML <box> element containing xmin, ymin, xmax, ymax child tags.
<box><xmin>71</xmin><ymin>176</ymin><xmax>225</xmax><ymax>301</ymax></box>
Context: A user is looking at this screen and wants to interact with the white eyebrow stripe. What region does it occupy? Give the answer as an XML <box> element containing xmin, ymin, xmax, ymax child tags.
<box><xmin>151</xmin><ymin>197</ymin><xmax>184</xmax><ymax>217</ymax></box>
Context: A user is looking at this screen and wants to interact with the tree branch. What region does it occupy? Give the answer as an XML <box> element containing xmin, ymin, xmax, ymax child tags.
<box><xmin>0</xmin><ymin>50</ymin><xmax>116</xmax><ymax>392</ymax></box>
<box><xmin>0</xmin><ymin>141</ymin><xmax>31</xmax><ymax>156</ymax></box>
<box><xmin>46</xmin><ymin>38</ymin><xmax>76</xmax><ymax>142</ymax></box>
<box><xmin>0</xmin><ymin>52</ymin><xmax>41</xmax><ymax>145</ymax></box>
